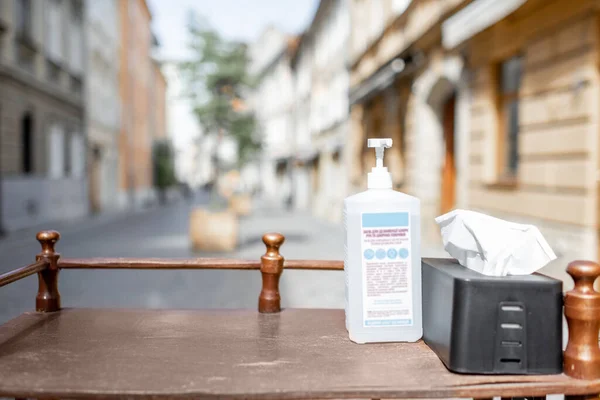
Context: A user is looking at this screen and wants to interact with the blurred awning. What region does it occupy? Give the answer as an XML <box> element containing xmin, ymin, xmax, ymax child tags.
<box><xmin>442</xmin><ymin>0</ymin><xmax>527</xmax><ymax>49</ymax></box>
<box><xmin>269</xmin><ymin>147</ymin><xmax>293</xmax><ymax>163</ymax></box>
<box><xmin>326</xmin><ymin>140</ymin><xmax>343</xmax><ymax>155</ymax></box>
<box><xmin>295</xmin><ymin>148</ymin><xmax>319</xmax><ymax>164</ymax></box>
<box><xmin>275</xmin><ymin>155</ymin><xmax>293</xmax><ymax>165</ymax></box>
<box><xmin>350</xmin><ymin>52</ymin><xmax>423</xmax><ymax>106</ymax></box>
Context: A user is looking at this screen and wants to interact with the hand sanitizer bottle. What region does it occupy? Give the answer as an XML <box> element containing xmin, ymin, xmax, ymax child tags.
<box><xmin>344</xmin><ymin>138</ymin><xmax>422</xmax><ymax>344</ymax></box>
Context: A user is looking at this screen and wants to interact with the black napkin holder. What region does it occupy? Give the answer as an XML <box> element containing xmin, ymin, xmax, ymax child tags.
<box><xmin>422</xmin><ymin>258</ymin><xmax>563</xmax><ymax>375</ymax></box>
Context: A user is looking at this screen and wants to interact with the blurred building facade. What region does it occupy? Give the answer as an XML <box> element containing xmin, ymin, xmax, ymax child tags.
<box><xmin>349</xmin><ymin>0</ymin><xmax>465</xmax><ymax>243</ymax></box>
<box><xmin>290</xmin><ymin>31</ymin><xmax>315</xmax><ymax>212</ymax></box>
<box><xmin>118</xmin><ymin>0</ymin><xmax>163</xmax><ymax>209</ymax></box>
<box><xmin>447</xmin><ymin>0</ymin><xmax>599</xmax><ymax>283</ymax></box>
<box><xmin>86</xmin><ymin>0</ymin><xmax>120</xmax><ymax>214</ymax></box>
<box><xmin>247</xmin><ymin>0</ymin><xmax>600</xmax><ymax>280</ymax></box>
<box><xmin>150</xmin><ymin>59</ymin><xmax>167</xmax><ymax>142</ymax></box>
<box><xmin>249</xmin><ymin>3</ymin><xmax>350</xmax><ymax>219</ymax></box>
<box><xmin>345</xmin><ymin>0</ymin><xmax>599</xmax><ymax>282</ymax></box>
<box><xmin>0</xmin><ymin>0</ymin><xmax>87</xmax><ymax>231</ymax></box>
<box><xmin>161</xmin><ymin>61</ymin><xmax>204</xmax><ymax>188</ymax></box>
<box><xmin>309</xmin><ymin>0</ymin><xmax>350</xmax><ymax>222</ymax></box>
<box><xmin>249</xmin><ymin>27</ymin><xmax>297</xmax><ymax>206</ymax></box>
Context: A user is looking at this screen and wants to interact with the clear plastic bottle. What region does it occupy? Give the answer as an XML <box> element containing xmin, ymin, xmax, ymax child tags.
<box><xmin>344</xmin><ymin>138</ymin><xmax>422</xmax><ymax>344</ymax></box>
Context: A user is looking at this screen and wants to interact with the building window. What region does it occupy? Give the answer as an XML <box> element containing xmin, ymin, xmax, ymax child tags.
<box><xmin>21</xmin><ymin>113</ymin><xmax>33</xmax><ymax>174</ymax></box>
<box><xmin>48</xmin><ymin>124</ymin><xmax>65</xmax><ymax>178</ymax></box>
<box><xmin>47</xmin><ymin>60</ymin><xmax>61</xmax><ymax>82</ymax></box>
<box><xmin>70</xmin><ymin>75</ymin><xmax>82</xmax><ymax>96</ymax></box>
<box><xmin>69</xmin><ymin>0</ymin><xmax>84</xmax><ymax>74</ymax></box>
<box><xmin>64</xmin><ymin>132</ymin><xmax>71</xmax><ymax>176</ymax></box>
<box><xmin>70</xmin><ymin>133</ymin><xmax>85</xmax><ymax>178</ymax></box>
<box><xmin>312</xmin><ymin>155</ymin><xmax>321</xmax><ymax>192</ymax></box>
<box><xmin>70</xmin><ymin>0</ymin><xmax>83</xmax><ymax>20</ymax></box>
<box><xmin>15</xmin><ymin>43</ymin><xmax>35</xmax><ymax>71</ymax></box>
<box><xmin>15</xmin><ymin>0</ymin><xmax>33</xmax><ymax>39</ymax></box>
<box><xmin>46</xmin><ymin>0</ymin><xmax>63</xmax><ymax>63</ymax></box>
<box><xmin>14</xmin><ymin>0</ymin><xmax>36</xmax><ymax>70</ymax></box>
<box><xmin>497</xmin><ymin>55</ymin><xmax>522</xmax><ymax>178</ymax></box>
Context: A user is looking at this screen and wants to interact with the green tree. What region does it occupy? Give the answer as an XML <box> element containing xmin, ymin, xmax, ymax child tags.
<box><xmin>152</xmin><ymin>139</ymin><xmax>177</xmax><ymax>205</ymax></box>
<box><xmin>179</xmin><ymin>12</ymin><xmax>261</xmax><ymax>206</ymax></box>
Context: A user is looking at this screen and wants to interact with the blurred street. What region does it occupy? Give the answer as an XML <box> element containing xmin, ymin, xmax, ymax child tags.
<box><xmin>0</xmin><ymin>191</ymin><xmax>448</xmax><ymax>324</ymax></box>
<box><xmin>0</xmin><ymin>0</ymin><xmax>596</xmax><ymax>314</ymax></box>
<box><xmin>0</xmin><ymin>1</ymin><xmax>591</xmax><ymax>398</ymax></box>
<box><xmin>0</xmin><ymin>190</ymin><xmax>448</xmax><ymax>324</ymax></box>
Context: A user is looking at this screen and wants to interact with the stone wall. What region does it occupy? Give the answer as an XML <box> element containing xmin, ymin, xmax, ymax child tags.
<box><xmin>0</xmin><ymin>63</ymin><xmax>86</xmax><ymax>232</ymax></box>
<box><xmin>2</xmin><ymin>176</ymin><xmax>87</xmax><ymax>232</ymax></box>
<box><xmin>0</xmin><ymin>73</ymin><xmax>83</xmax><ymax>176</ymax></box>
<box><xmin>403</xmin><ymin>53</ymin><xmax>469</xmax><ymax>245</ymax></box>
<box><xmin>467</xmin><ymin>0</ymin><xmax>599</xmax><ymax>274</ymax></box>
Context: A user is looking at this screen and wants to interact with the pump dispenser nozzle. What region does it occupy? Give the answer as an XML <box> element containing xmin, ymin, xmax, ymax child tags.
<box><xmin>367</xmin><ymin>138</ymin><xmax>393</xmax><ymax>189</ymax></box>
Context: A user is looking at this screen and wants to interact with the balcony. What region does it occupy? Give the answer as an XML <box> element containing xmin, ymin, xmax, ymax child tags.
<box><xmin>15</xmin><ymin>26</ymin><xmax>37</xmax><ymax>52</ymax></box>
<box><xmin>70</xmin><ymin>75</ymin><xmax>83</xmax><ymax>97</ymax></box>
<box><xmin>15</xmin><ymin>41</ymin><xmax>36</xmax><ymax>73</ymax></box>
<box><xmin>46</xmin><ymin>59</ymin><xmax>61</xmax><ymax>84</ymax></box>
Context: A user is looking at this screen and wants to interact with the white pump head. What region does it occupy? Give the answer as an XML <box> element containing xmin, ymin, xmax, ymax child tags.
<box><xmin>367</xmin><ymin>138</ymin><xmax>393</xmax><ymax>189</ymax></box>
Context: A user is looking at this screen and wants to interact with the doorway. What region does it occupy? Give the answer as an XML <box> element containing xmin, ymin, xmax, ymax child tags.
<box><xmin>89</xmin><ymin>145</ymin><xmax>102</xmax><ymax>213</ymax></box>
<box><xmin>440</xmin><ymin>93</ymin><xmax>456</xmax><ymax>214</ymax></box>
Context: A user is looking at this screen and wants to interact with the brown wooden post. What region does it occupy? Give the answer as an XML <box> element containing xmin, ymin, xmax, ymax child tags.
<box><xmin>564</xmin><ymin>260</ymin><xmax>600</xmax><ymax>380</ymax></box>
<box><xmin>258</xmin><ymin>232</ymin><xmax>284</xmax><ymax>313</ymax></box>
<box><xmin>35</xmin><ymin>230</ymin><xmax>61</xmax><ymax>312</ymax></box>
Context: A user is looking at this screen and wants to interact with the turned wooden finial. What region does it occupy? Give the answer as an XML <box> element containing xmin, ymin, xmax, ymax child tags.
<box><xmin>37</xmin><ymin>230</ymin><xmax>60</xmax><ymax>256</ymax></box>
<box><xmin>35</xmin><ymin>230</ymin><xmax>61</xmax><ymax>312</ymax></box>
<box><xmin>258</xmin><ymin>233</ymin><xmax>285</xmax><ymax>313</ymax></box>
<box><xmin>564</xmin><ymin>260</ymin><xmax>600</xmax><ymax>379</ymax></box>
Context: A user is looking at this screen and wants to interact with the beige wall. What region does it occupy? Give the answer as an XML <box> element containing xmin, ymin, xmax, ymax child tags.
<box><xmin>466</xmin><ymin>0</ymin><xmax>599</xmax><ymax>283</ymax></box>
<box><xmin>403</xmin><ymin>52</ymin><xmax>469</xmax><ymax>245</ymax></box>
<box><xmin>0</xmin><ymin>0</ymin><xmax>87</xmax><ymax>229</ymax></box>
<box><xmin>349</xmin><ymin>0</ymin><xmax>600</xmax><ymax>274</ymax></box>
<box><xmin>118</xmin><ymin>0</ymin><xmax>130</xmax><ymax>194</ymax></box>
<box><xmin>0</xmin><ymin>0</ymin><xmax>84</xmax><ymax>176</ymax></box>
<box><xmin>153</xmin><ymin>63</ymin><xmax>167</xmax><ymax>140</ymax></box>
<box><xmin>118</xmin><ymin>0</ymin><xmax>154</xmax><ymax>203</ymax></box>
<box><xmin>468</xmin><ymin>1</ymin><xmax>598</xmax><ymax>225</ymax></box>
<box><xmin>0</xmin><ymin>78</ymin><xmax>82</xmax><ymax>176</ymax></box>
<box><xmin>349</xmin><ymin>84</ymin><xmax>408</xmax><ymax>194</ymax></box>
<box><xmin>349</xmin><ymin>0</ymin><xmax>467</xmax><ymax>197</ymax></box>
<box><xmin>134</xmin><ymin>0</ymin><xmax>152</xmax><ymax>191</ymax></box>
<box><xmin>350</xmin><ymin>0</ymin><xmax>464</xmax><ymax>88</ymax></box>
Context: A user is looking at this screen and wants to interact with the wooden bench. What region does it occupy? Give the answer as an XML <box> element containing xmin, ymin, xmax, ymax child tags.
<box><xmin>0</xmin><ymin>230</ymin><xmax>599</xmax><ymax>400</ymax></box>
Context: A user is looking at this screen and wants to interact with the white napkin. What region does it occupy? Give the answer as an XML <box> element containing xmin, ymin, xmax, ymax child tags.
<box><xmin>435</xmin><ymin>209</ymin><xmax>557</xmax><ymax>276</ymax></box>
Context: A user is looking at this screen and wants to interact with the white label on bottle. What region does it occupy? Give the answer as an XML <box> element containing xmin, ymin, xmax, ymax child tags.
<box><xmin>360</xmin><ymin>212</ymin><xmax>413</xmax><ymax>328</ymax></box>
<box><xmin>343</xmin><ymin>205</ymin><xmax>349</xmax><ymax>330</ymax></box>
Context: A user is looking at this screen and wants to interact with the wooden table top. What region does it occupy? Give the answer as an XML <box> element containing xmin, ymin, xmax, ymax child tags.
<box><xmin>0</xmin><ymin>308</ymin><xmax>598</xmax><ymax>399</ymax></box>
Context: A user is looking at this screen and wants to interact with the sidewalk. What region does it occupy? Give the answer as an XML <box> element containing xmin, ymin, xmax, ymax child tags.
<box><xmin>237</xmin><ymin>201</ymin><xmax>447</xmax><ymax>260</ymax></box>
<box><xmin>227</xmin><ymin>202</ymin><xmax>447</xmax><ymax>309</ymax></box>
<box><xmin>0</xmin><ymin>210</ymin><xmax>125</xmax><ymax>251</ymax></box>
<box><xmin>0</xmin><ymin>196</ymin><xmax>448</xmax><ymax>314</ymax></box>
<box><xmin>0</xmin><ymin>194</ymin><xmax>196</xmax><ymax>253</ymax></box>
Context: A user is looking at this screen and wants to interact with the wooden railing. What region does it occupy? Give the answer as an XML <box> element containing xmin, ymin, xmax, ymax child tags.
<box><xmin>57</xmin><ymin>258</ymin><xmax>344</xmax><ymax>270</ymax></box>
<box><xmin>2</xmin><ymin>229</ymin><xmax>600</xmax><ymax>381</ymax></box>
<box><xmin>0</xmin><ymin>260</ymin><xmax>47</xmax><ymax>288</ymax></box>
